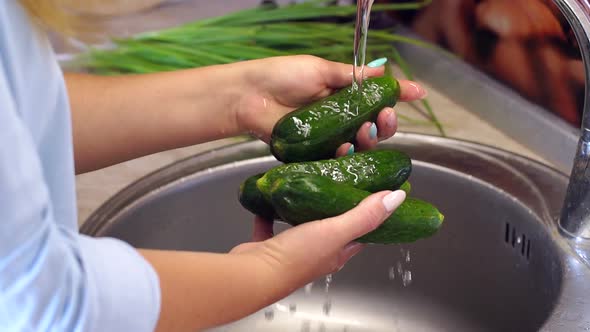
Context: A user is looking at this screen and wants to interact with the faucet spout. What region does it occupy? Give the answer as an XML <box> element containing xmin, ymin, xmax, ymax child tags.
<box><xmin>557</xmin><ymin>0</ymin><xmax>590</xmax><ymax>242</ymax></box>
<box><xmin>560</xmin><ymin>132</ymin><xmax>590</xmax><ymax>238</ymax></box>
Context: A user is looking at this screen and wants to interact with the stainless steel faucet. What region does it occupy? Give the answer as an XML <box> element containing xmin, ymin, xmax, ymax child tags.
<box><xmin>558</xmin><ymin>0</ymin><xmax>590</xmax><ymax>241</ymax></box>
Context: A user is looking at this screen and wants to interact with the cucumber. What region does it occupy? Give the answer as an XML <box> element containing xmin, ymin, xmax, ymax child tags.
<box><xmin>257</xmin><ymin>149</ymin><xmax>411</xmax><ymax>201</ymax></box>
<box><xmin>240</xmin><ymin>174</ymin><xmax>411</xmax><ymax>221</ymax></box>
<box><xmin>400</xmin><ymin>181</ymin><xmax>411</xmax><ymax>194</ymax></box>
<box><xmin>269</xmin><ymin>174</ymin><xmax>443</xmax><ymax>244</ymax></box>
<box><xmin>238</xmin><ymin>173</ymin><xmax>278</xmax><ymax>220</ymax></box>
<box><xmin>270</xmin><ymin>75</ymin><xmax>401</xmax><ymax>163</ymax></box>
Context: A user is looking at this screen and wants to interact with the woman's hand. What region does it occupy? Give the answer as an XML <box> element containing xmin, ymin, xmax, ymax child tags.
<box><xmin>235</xmin><ymin>55</ymin><xmax>427</xmax><ymax>155</ymax></box>
<box><xmin>143</xmin><ymin>190</ymin><xmax>406</xmax><ymax>332</ymax></box>
<box><xmin>231</xmin><ymin>189</ymin><xmax>406</xmax><ymax>297</ymax></box>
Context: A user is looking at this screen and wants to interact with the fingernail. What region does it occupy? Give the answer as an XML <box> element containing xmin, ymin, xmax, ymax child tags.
<box><xmin>347</xmin><ymin>145</ymin><xmax>355</xmax><ymax>155</ymax></box>
<box><xmin>408</xmin><ymin>81</ymin><xmax>427</xmax><ymax>98</ymax></box>
<box><xmin>367</xmin><ymin>57</ymin><xmax>388</xmax><ymax>68</ymax></box>
<box><xmin>382</xmin><ymin>190</ymin><xmax>406</xmax><ymax>213</ymax></box>
<box><xmin>369</xmin><ymin>123</ymin><xmax>378</xmax><ymax>140</ymax></box>
<box><xmin>344</xmin><ymin>242</ymin><xmax>365</xmax><ymax>258</ymax></box>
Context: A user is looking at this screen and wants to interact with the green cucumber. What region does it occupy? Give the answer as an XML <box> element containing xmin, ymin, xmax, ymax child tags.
<box><xmin>269</xmin><ymin>174</ymin><xmax>443</xmax><ymax>244</ymax></box>
<box><xmin>240</xmin><ymin>174</ymin><xmax>411</xmax><ymax>221</ymax></box>
<box><xmin>400</xmin><ymin>181</ymin><xmax>411</xmax><ymax>194</ymax></box>
<box><xmin>238</xmin><ymin>173</ymin><xmax>278</xmax><ymax>220</ymax></box>
<box><xmin>270</xmin><ymin>75</ymin><xmax>401</xmax><ymax>162</ymax></box>
<box><xmin>257</xmin><ymin>149</ymin><xmax>411</xmax><ymax>201</ymax></box>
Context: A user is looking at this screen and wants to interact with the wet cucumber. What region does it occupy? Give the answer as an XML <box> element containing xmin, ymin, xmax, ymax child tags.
<box><xmin>269</xmin><ymin>174</ymin><xmax>443</xmax><ymax>244</ymax></box>
<box><xmin>257</xmin><ymin>149</ymin><xmax>411</xmax><ymax>201</ymax></box>
<box><xmin>238</xmin><ymin>173</ymin><xmax>278</xmax><ymax>220</ymax></box>
<box><xmin>239</xmin><ymin>174</ymin><xmax>411</xmax><ymax>220</ymax></box>
<box><xmin>239</xmin><ymin>149</ymin><xmax>411</xmax><ymax>219</ymax></box>
<box><xmin>270</xmin><ymin>75</ymin><xmax>401</xmax><ymax>163</ymax></box>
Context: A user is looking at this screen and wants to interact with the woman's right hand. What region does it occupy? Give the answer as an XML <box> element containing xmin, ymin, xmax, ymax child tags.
<box><xmin>230</xmin><ymin>189</ymin><xmax>406</xmax><ymax>297</ymax></box>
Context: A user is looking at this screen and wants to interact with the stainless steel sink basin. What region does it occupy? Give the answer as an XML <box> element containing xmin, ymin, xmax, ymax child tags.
<box><xmin>81</xmin><ymin>133</ymin><xmax>590</xmax><ymax>331</ymax></box>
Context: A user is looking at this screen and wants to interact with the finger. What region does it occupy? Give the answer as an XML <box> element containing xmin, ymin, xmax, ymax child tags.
<box><xmin>252</xmin><ymin>216</ymin><xmax>274</xmax><ymax>242</ymax></box>
<box><xmin>355</xmin><ymin>122</ymin><xmax>378</xmax><ymax>151</ymax></box>
<box><xmin>320</xmin><ymin>59</ymin><xmax>385</xmax><ymax>89</ymax></box>
<box><xmin>326</xmin><ymin>190</ymin><xmax>407</xmax><ymax>245</ymax></box>
<box><xmin>376</xmin><ymin>107</ymin><xmax>397</xmax><ymax>140</ymax></box>
<box><xmin>335</xmin><ymin>242</ymin><xmax>365</xmax><ymax>272</ymax></box>
<box><xmin>399</xmin><ymin>80</ymin><xmax>428</xmax><ymax>101</ymax></box>
<box><xmin>335</xmin><ymin>142</ymin><xmax>354</xmax><ymax>158</ymax></box>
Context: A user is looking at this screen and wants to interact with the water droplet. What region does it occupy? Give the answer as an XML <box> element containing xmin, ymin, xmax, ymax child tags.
<box><xmin>397</xmin><ymin>262</ymin><xmax>403</xmax><ymax>276</ymax></box>
<box><xmin>301</xmin><ymin>320</ymin><xmax>311</xmax><ymax>332</ymax></box>
<box><xmin>289</xmin><ymin>304</ymin><xmax>297</xmax><ymax>314</ymax></box>
<box><xmin>325</xmin><ymin>274</ymin><xmax>333</xmax><ymax>293</ymax></box>
<box><xmin>304</xmin><ymin>282</ymin><xmax>313</xmax><ymax>294</ymax></box>
<box><xmin>517</xmin><ymin>237</ymin><xmax>522</xmax><ymax>244</ymax></box>
<box><xmin>388</xmin><ymin>266</ymin><xmax>396</xmax><ymax>280</ymax></box>
<box><xmin>264</xmin><ymin>309</ymin><xmax>274</xmax><ymax>321</ymax></box>
<box><xmin>402</xmin><ymin>270</ymin><xmax>412</xmax><ymax>287</ymax></box>
<box><xmin>323</xmin><ymin>299</ymin><xmax>333</xmax><ymax>316</ymax></box>
<box><xmin>406</xmin><ymin>250</ymin><xmax>411</xmax><ymax>262</ymax></box>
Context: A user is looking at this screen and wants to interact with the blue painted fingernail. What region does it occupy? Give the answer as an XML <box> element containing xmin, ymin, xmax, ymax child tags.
<box><xmin>367</xmin><ymin>57</ymin><xmax>388</xmax><ymax>68</ymax></box>
<box><xmin>347</xmin><ymin>145</ymin><xmax>355</xmax><ymax>155</ymax></box>
<box><xmin>369</xmin><ymin>123</ymin><xmax>378</xmax><ymax>140</ymax></box>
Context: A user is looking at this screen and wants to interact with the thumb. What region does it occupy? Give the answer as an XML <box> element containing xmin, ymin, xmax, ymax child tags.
<box><xmin>326</xmin><ymin>190</ymin><xmax>406</xmax><ymax>245</ymax></box>
<box><xmin>320</xmin><ymin>59</ymin><xmax>385</xmax><ymax>89</ymax></box>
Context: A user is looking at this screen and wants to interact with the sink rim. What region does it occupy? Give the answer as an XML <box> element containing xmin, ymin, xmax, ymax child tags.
<box><xmin>81</xmin><ymin>132</ymin><xmax>568</xmax><ymax>233</ymax></box>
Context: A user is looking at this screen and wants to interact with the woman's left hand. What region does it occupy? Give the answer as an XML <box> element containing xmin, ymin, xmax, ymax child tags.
<box><xmin>234</xmin><ymin>55</ymin><xmax>427</xmax><ymax>155</ymax></box>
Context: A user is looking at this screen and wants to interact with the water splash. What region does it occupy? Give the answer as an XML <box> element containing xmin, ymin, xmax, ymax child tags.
<box><xmin>391</xmin><ymin>246</ymin><xmax>413</xmax><ymax>287</ymax></box>
<box><xmin>264</xmin><ymin>308</ymin><xmax>274</xmax><ymax>321</ymax></box>
<box><xmin>402</xmin><ymin>270</ymin><xmax>413</xmax><ymax>286</ymax></box>
<box><xmin>388</xmin><ymin>266</ymin><xmax>396</xmax><ymax>280</ymax></box>
<box><xmin>323</xmin><ymin>299</ymin><xmax>333</xmax><ymax>316</ymax></box>
<box><xmin>325</xmin><ymin>274</ymin><xmax>333</xmax><ymax>293</ymax></box>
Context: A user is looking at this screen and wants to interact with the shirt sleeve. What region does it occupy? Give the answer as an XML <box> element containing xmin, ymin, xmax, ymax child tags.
<box><xmin>0</xmin><ymin>72</ymin><xmax>160</xmax><ymax>332</ymax></box>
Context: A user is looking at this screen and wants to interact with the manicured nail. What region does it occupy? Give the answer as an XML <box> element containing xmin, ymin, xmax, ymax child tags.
<box><xmin>383</xmin><ymin>190</ymin><xmax>406</xmax><ymax>213</ymax></box>
<box><xmin>367</xmin><ymin>57</ymin><xmax>388</xmax><ymax>68</ymax></box>
<box><xmin>344</xmin><ymin>242</ymin><xmax>364</xmax><ymax>258</ymax></box>
<box><xmin>369</xmin><ymin>123</ymin><xmax>378</xmax><ymax>140</ymax></box>
<box><xmin>408</xmin><ymin>81</ymin><xmax>427</xmax><ymax>99</ymax></box>
<box><xmin>347</xmin><ymin>144</ymin><xmax>355</xmax><ymax>155</ymax></box>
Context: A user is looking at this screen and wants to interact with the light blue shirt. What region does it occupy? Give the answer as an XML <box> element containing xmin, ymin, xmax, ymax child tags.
<box><xmin>0</xmin><ymin>2</ymin><xmax>160</xmax><ymax>331</ymax></box>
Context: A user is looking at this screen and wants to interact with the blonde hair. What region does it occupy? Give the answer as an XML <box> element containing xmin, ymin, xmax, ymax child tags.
<box><xmin>18</xmin><ymin>0</ymin><xmax>165</xmax><ymax>37</ymax></box>
<box><xmin>18</xmin><ymin>0</ymin><xmax>79</xmax><ymax>36</ymax></box>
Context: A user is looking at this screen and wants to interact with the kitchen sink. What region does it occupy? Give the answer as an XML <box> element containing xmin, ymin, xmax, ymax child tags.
<box><xmin>81</xmin><ymin>133</ymin><xmax>590</xmax><ymax>331</ymax></box>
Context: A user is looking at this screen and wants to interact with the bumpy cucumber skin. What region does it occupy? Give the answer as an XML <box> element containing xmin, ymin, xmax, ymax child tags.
<box><xmin>257</xmin><ymin>149</ymin><xmax>411</xmax><ymax>200</ymax></box>
<box><xmin>270</xmin><ymin>76</ymin><xmax>401</xmax><ymax>163</ymax></box>
<box><xmin>269</xmin><ymin>175</ymin><xmax>444</xmax><ymax>244</ymax></box>
<box><xmin>238</xmin><ymin>173</ymin><xmax>279</xmax><ymax>220</ymax></box>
